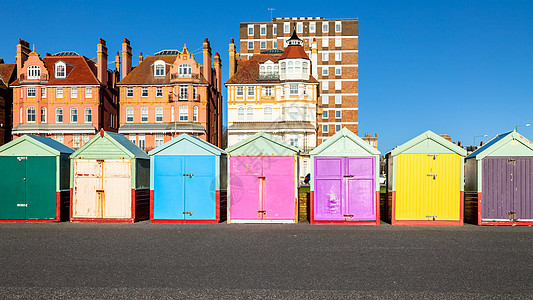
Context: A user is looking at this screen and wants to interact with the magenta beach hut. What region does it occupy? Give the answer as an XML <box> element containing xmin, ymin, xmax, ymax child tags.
<box><xmin>226</xmin><ymin>132</ymin><xmax>299</xmax><ymax>223</ymax></box>
<box><xmin>310</xmin><ymin>128</ymin><xmax>381</xmax><ymax>224</ymax></box>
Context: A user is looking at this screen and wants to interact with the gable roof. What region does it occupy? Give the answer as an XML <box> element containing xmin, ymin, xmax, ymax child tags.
<box><xmin>0</xmin><ymin>63</ymin><xmax>16</xmax><ymax>87</ymax></box>
<box><xmin>466</xmin><ymin>131</ymin><xmax>533</xmax><ymax>159</ymax></box>
<box><xmin>148</xmin><ymin>133</ymin><xmax>224</xmax><ymax>156</ymax></box>
<box><xmin>389</xmin><ymin>130</ymin><xmax>467</xmax><ymax>157</ymax></box>
<box><xmin>310</xmin><ymin>127</ymin><xmax>380</xmax><ymax>156</ymax></box>
<box><xmin>225</xmin><ymin>131</ymin><xmax>298</xmax><ymax>156</ymax></box>
<box><xmin>0</xmin><ymin>134</ymin><xmax>74</xmax><ymax>156</ymax></box>
<box><xmin>118</xmin><ymin>55</ymin><xmax>208</xmax><ymax>85</ymax></box>
<box><xmin>11</xmin><ymin>55</ymin><xmax>101</xmax><ymax>86</ymax></box>
<box><xmin>71</xmin><ymin>131</ymin><xmax>149</xmax><ymax>159</ymax></box>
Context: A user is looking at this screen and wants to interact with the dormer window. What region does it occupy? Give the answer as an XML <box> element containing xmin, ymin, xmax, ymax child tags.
<box><xmin>178</xmin><ymin>64</ymin><xmax>191</xmax><ymax>78</ymax></box>
<box><xmin>55</xmin><ymin>62</ymin><xmax>66</xmax><ymax>78</ymax></box>
<box><xmin>258</xmin><ymin>61</ymin><xmax>279</xmax><ymax>80</ymax></box>
<box><xmin>27</xmin><ymin>66</ymin><xmax>41</xmax><ymax>80</ymax></box>
<box><xmin>154</xmin><ymin>60</ymin><xmax>165</xmax><ymax>76</ymax></box>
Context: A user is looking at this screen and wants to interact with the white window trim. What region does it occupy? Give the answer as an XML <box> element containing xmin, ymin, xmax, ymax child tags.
<box><xmin>154</xmin><ymin>60</ymin><xmax>166</xmax><ymax>77</ymax></box>
<box><xmin>85</xmin><ymin>87</ymin><xmax>92</xmax><ymax>98</ymax></box>
<box><xmin>335</xmin><ymin>21</ymin><xmax>342</xmax><ymax>32</ymax></box>
<box><xmin>126</xmin><ymin>87</ymin><xmax>133</xmax><ymax>97</ymax></box>
<box><xmin>322</xmin><ymin>124</ymin><xmax>329</xmax><ymax>133</ymax></box>
<box><xmin>335</xmin><ymin>110</ymin><xmax>341</xmax><ymax>119</ymax></box>
<box><xmin>70</xmin><ymin>107</ymin><xmax>78</xmax><ymax>123</ymax></box>
<box><xmin>248</xmin><ymin>25</ymin><xmax>254</xmax><ymax>36</ymax></box>
<box><xmin>27</xmin><ymin>86</ymin><xmax>36</xmax><ymax>98</ymax></box>
<box><xmin>141</xmin><ymin>107</ymin><xmax>148</xmax><ymax>123</ymax></box>
<box><xmin>141</xmin><ymin>87</ymin><xmax>149</xmax><ymax>97</ymax></box>
<box><xmin>309</xmin><ymin>22</ymin><xmax>316</xmax><ymax>33</ymax></box>
<box><xmin>26</xmin><ymin>106</ymin><xmax>36</xmax><ymax>123</ymax></box>
<box><xmin>260</xmin><ymin>25</ymin><xmax>266</xmax><ymax>35</ymax></box>
<box><xmin>55</xmin><ymin>61</ymin><xmax>66</xmax><ymax>79</ymax></box>
<box><xmin>71</xmin><ymin>87</ymin><xmax>78</xmax><ymax>98</ymax></box>
<box><xmin>335</xmin><ymin>66</ymin><xmax>342</xmax><ymax>76</ymax></box>
<box><xmin>41</xmin><ymin>107</ymin><xmax>47</xmax><ymax>123</ymax></box>
<box><xmin>322</xmin><ymin>67</ymin><xmax>329</xmax><ymax>76</ymax></box>
<box><xmin>126</xmin><ymin>107</ymin><xmax>134</xmax><ymax>123</ymax></box>
<box><xmin>84</xmin><ymin>107</ymin><xmax>92</xmax><ymax>123</ymax></box>
<box><xmin>56</xmin><ymin>87</ymin><xmax>63</xmax><ymax>98</ymax></box>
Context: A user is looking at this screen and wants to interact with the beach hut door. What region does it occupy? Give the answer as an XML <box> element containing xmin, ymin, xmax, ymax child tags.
<box><xmin>0</xmin><ymin>157</ymin><xmax>27</xmax><ymax>219</ymax></box>
<box><xmin>345</xmin><ymin>157</ymin><xmax>376</xmax><ymax>220</ymax></box>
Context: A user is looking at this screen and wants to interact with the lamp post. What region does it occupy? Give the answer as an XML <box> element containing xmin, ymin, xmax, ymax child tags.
<box><xmin>515</xmin><ymin>123</ymin><xmax>530</xmax><ymax>131</ymax></box>
<box><xmin>473</xmin><ymin>134</ymin><xmax>488</xmax><ymax>146</ymax></box>
<box><xmin>168</xmin><ymin>90</ymin><xmax>178</xmax><ymax>138</ymax></box>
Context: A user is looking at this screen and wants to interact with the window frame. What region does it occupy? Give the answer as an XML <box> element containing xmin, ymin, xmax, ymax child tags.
<box><xmin>237</xmin><ymin>106</ymin><xmax>245</xmax><ymax>121</ymax></box>
<box><xmin>70</xmin><ymin>107</ymin><xmax>78</xmax><ymax>123</ymax></box>
<box><xmin>179</xmin><ymin>105</ymin><xmax>188</xmax><ymax>121</ymax></box>
<box><xmin>290</xmin><ymin>84</ymin><xmax>298</xmax><ymax>95</ymax></box>
<box><xmin>41</xmin><ymin>107</ymin><xmax>47</xmax><ymax>123</ymax></box>
<box><xmin>248</xmin><ymin>41</ymin><xmax>253</xmax><ymax>50</ymax></box>
<box><xmin>260</xmin><ymin>41</ymin><xmax>266</xmax><ymax>49</ymax></box>
<box><xmin>141</xmin><ymin>87</ymin><xmax>148</xmax><ymax>97</ymax></box>
<box><xmin>156</xmin><ymin>87</ymin><xmax>163</xmax><ymax>97</ymax></box>
<box><xmin>260</xmin><ymin>25</ymin><xmax>266</xmax><ymax>35</ymax></box>
<box><xmin>41</xmin><ymin>87</ymin><xmax>47</xmax><ymax>98</ymax></box>
<box><xmin>154</xmin><ymin>60</ymin><xmax>165</xmax><ymax>76</ymax></box>
<box><xmin>322</xmin><ymin>110</ymin><xmax>328</xmax><ymax>118</ymax></box>
<box><xmin>56</xmin><ymin>87</ymin><xmax>63</xmax><ymax>98</ymax></box>
<box><xmin>247</xmin><ymin>86</ymin><xmax>254</xmax><ymax>96</ymax></box>
<box><xmin>335</xmin><ymin>95</ymin><xmax>341</xmax><ymax>104</ymax></box>
<box><xmin>322</xmin><ymin>124</ymin><xmax>329</xmax><ymax>133</ymax></box>
<box><xmin>126</xmin><ymin>87</ymin><xmax>133</xmax><ymax>97</ymax></box>
<box><xmin>322</xmin><ymin>95</ymin><xmax>329</xmax><ymax>105</ymax></box>
<box><xmin>26</xmin><ymin>106</ymin><xmax>36</xmax><ymax>122</ymax></box>
<box><xmin>55</xmin><ymin>62</ymin><xmax>66</xmax><ymax>78</ymax></box>
<box><xmin>141</xmin><ymin>106</ymin><xmax>148</xmax><ymax>122</ymax></box>
<box><xmin>236</xmin><ymin>86</ymin><xmax>244</xmax><ymax>96</ymax></box>
<box><xmin>84</xmin><ymin>107</ymin><xmax>92</xmax><ymax>123</ymax></box>
<box><xmin>193</xmin><ymin>106</ymin><xmax>198</xmax><ymax>122</ymax></box>
<box><xmin>56</xmin><ymin>107</ymin><xmax>63</xmax><ymax>123</ymax></box>
<box><xmin>310</xmin><ymin>22</ymin><xmax>316</xmax><ymax>33</ymax></box>
<box><xmin>335</xmin><ymin>21</ymin><xmax>342</xmax><ymax>32</ymax></box>
<box><xmin>335</xmin><ymin>110</ymin><xmax>341</xmax><ymax>119</ymax></box>
<box><xmin>248</xmin><ymin>25</ymin><xmax>254</xmax><ymax>36</ymax></box>
<box><xmin>27</xmin><ymin>86</ymin><xmax>36</xmax><ymax>98</ymax></box>
<box><xmin>322</xmin><ymin>67</ymin><xmax>329</xmax><ymax>76</ymax></box>
<box><xmin>126</xmin><ymin>107</ymin><xmax>134</xmax><ymax>123</ymax></box>
<box><xmin>85</xmin><ymin>87</ymin><xmax>92</xmax><ymax>98</ymax></box>
<box><xmin>322</xmin><ymin>38</ymin><xmax>328</xmax><ymax>48</ymax></box>
<box><xmin>155</xmin><ymin>106</ymin><xmax>163</xmax><ymax>122</ymax></box>
<box><xmin>335</xmin><ymin>38</ymin><xmax>342</xmax><ymax>47</ymax></box>
<box><xmin>335</xmin><ymin>66</ymin><xmax>342</xmax><ymax>76</ymax></box>
<box><xmin>322</xmin><ymin>22</ymin><xmax>329</xmax><ymax>33</ymax></box>
<box><xmin>27</xmin><ymin>65</ymin><xmax>41</xmax><ymax>80</ymax></box>
<box><xmin>246</xmin><ymin>107</ymin><xmax>253</xmax><ymax>121</ymax></box>
<box><xmin>71</xmin><ymin>87</ymin><xmax>77</xmax><ymax>98</ymax></box>
<box><xmin>264</xmin><ymin>107</ymin><xmax>272</xmax><ymax>121</ymax></box>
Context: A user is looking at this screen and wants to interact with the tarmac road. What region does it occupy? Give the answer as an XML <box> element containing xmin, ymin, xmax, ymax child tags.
<box><xmin>0</xmin><ymin>222</ymin><xmax>532</xmax><ymax>299</ymax></box>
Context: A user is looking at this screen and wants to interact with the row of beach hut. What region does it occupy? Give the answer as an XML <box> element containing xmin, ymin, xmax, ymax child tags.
<box><xmin>0</xmin><ymin>128</ymin><xmax>532</xmax><ymax>226</ymax></box>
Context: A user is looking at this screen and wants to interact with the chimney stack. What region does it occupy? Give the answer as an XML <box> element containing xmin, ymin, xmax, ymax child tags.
<box><xmin>121</xmin><ymin>38</ymin><xmax>132</xmax><ymax>80</ymax></box>
<box><xmin>16</xmin><ymin>39</ymin><xmax>31</xmax><ymax>78</ymax></box>
<box><xmin>214</xmin><ymin>52</ymin><xmax>222</xmax><ymax>94</ymax></box>
<box><xmin>139</xmin><ymin>52</ymin><xmax>144</xmax><ymax>64</ymax></box>
<box><xmin>203</xmin><ymin>38</ymin><xmax>212</xmax><ymax>84</ymax></box>
<box><xmin>115</xmin><ymin>51</ymin><xmax>120</xmax><ymax>72</ymax></box>
<box><xmin>228</xmin><ymin>38</ymin><xmax>237</xmax><ymax>78</ymax></box>
<box><xmin>97</xmin><ymin>38</ymin><xmax>108</xmax><ymax>85</ymax></box>
<box><xmin>311</xmin><ymin>38</ymin><xmax>318</xmax><ymax>79</ymax></box>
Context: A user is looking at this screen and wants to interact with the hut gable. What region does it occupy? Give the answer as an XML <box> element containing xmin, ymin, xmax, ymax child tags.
<box><xmin>467</xmin><ymin>131</ymin><xmax>533</xmax><ymax>160</ymax></box>
<box><xmin>149</xmin><ymin>133</ymin><xmax>224</xmax><ymax>156</ymax></box>
<box><xmin>0</xmin><ymin>135</ymin><xmax>73</xmax><ymax>156</ymax></box>
<box><xmin>225</xmin><ymin>132</ymin><xmax>298</xmax><ymax>156</ymax></box>
<box><xmin>71</xmin><ymin>131</ymin><xmax>148</xmax><ymax>159</ymax></box>
<box><xmin>311</xmin><ymin>128</ymin><xmax>380</xmax><ymax>156</ymax></box>
<box><xmin>389</xmin><ymin>130</ymin><xmax>466</xmax><ymax>157</ymax></box>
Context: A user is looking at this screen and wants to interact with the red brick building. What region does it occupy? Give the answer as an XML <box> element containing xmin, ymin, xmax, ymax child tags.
<box><xmin>117</xmin><ymin>38</ymin><xmax>223</xmax><ymax>150</ymax></box>
<box><xmin>0</xmin><ymin>59</ymin><xmax>16</xmax><ymax>145</ymax></box>
<box><xmin>10</xmin><ymin>39</ymin><xmax>119</xmax><ymax>148</ymax></box>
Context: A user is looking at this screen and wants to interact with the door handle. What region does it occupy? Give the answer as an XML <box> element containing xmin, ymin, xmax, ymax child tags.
<box><xmin>96</xmin><ymin>189</ymin><xmax>104</xmax><ymax>193</ymax></box>
<box><xmin>183</xmin><ymin>174</ymin><xmax>193</xmax><ymax>177</ymax></box>
<box><xmin>183</xmin><ymin>211</ymin><xmax>193</xmax><ymax>215</ymax></box>
<box><xmin>258</xmin><ymin>176</ymin><xmax>265</xmax><ymax>179</ymax></box>
<box><xmin>427</xmin><ymin>174</ymin><xmax>437</xmax><ymax>180</ymax></box>
<box><xmin>343</xmin><ymin>214</ymin><xmax>354</xmax><ymax>218</ymax></box>
<box><xmin>343</xmin><ymin>175</ymin><xmax>353</xmax><ymax>178</ymax></box>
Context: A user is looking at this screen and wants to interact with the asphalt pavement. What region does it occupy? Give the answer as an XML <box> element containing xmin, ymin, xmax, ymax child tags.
<box><xmin>0</xmin><ymin>221</ymin><xmax>532</xmax><ymax>299</ymax></box>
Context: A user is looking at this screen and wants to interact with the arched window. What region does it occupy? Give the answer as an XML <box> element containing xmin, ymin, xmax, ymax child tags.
<box><xmin>56</xmin><ymin>107</ymin><xmax>63</xmax><ymax>123</ymax></box>
<box><xmin>27</xmin><ymin>66</ymin><xmax>40</xmax><ymax>80</ymax></box>
<box><xmin>70</xmin><ymin>107</ymin><xmax>78</xmax><ymax>123</ymax></box>
<box><xmin>27</xmin><ymin>106</ymin><xmax>36</xmax><ymax>122</ymax></box>
<box><xmin>179</xmin><ymin>105</ymin><xmax>188</xmax><ymax>121</ymax></box>
<box><xmin>238</xmin><ymin>107</ymin><xmax>244</xmax><ymax>121</ymax></box>
<box><xmin>155</xmin><ymin>106</ymin><xmax>163</xmax><ymax>122</ymax></box>
<box><xmin>55</xmin><ymin>62</ymin><xmax>66</xmax><ymax>78</ymax></box>
<box><xmin>85</xmin><ymin>107</ymin><xmax>92</xmax><ymax>123</ymax></box>
<box><xmin>246</xmin><ymin>107</ymin><xmax>253</xmax><ymax>121</ymax></box>
<box><xmin>141</xmin><ymin>107</ymin><xmax>148</xmax><ymax>122</ymax></box>
<box><xmin>264</xmin><ymin>107</ymin><xmax>272</xmax><ymax>121</ymax></box>
<box><xmin>41</xmin><ymin>107</ymin><xmax>47</xmax><ymax>123</ymax></box>
<box><xmin>193</xmin><ymin>106</ymin><xmax>198</xmax><ymax>122</ymax></box>
<box><xmin>287</xmin><ymin>61</ymin><xmax>294</xmax><ymax>73</ymax></box>
<box><xmin>154</xmin><ymin>60</ymin><xmax>165</xmax><ymax>76</ymax></box>
<box><xmin>126</xmin><ymin>107</ymin><xmax>134</xmax><ymax>123</ymax></box>
<box><xmin>289</xmin><ymin>106</ymin><xmax>298</xmax><ymax>121</ymax></box>
<box><xmin>178</xmin><ymin>64</ymin><xmax>192</xmax><ymax>78</ymax></box>
<box><xmin>302</xmin><ymin>62</ymin><xmax>309</xmax><ymax>74</ymax></box>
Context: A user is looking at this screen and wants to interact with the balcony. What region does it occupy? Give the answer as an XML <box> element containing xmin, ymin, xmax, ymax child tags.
<box><xmin>179</xmin><ymin>94</ymin><xmax>188</xmax><ymax>101</ymax></box>
<box><xmin>258</xmin><ymin>72</ymin><xmax>279</xmax><ymax>81</ymax></box>
<box><xmin>20</xmin><ymin>73</ymin><xmax>49</xmax><ymax>82</ymax></box>
<box><xmin>170</xmin><ymin>73</ymin><xmax>201</xmax><ymax>82</ymax></box>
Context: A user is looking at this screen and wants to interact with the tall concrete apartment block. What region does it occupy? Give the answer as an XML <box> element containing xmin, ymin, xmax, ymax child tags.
<box><xmin>239</xmin><ymin>17</ymin><xmax>359</xmax><ymax>143</ymax></box>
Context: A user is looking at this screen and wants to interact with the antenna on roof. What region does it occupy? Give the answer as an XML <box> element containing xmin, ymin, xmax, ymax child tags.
<box><xmin>268</xmin><ymin>8</ymin><xmax>276</xmax><ymax>20</ymax></box>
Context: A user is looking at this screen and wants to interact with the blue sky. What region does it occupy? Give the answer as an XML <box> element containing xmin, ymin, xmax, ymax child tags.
<box><xmin>1</xmin><ymin>0</ymin><xmax>532</xmax><ymax>153</ymax></box>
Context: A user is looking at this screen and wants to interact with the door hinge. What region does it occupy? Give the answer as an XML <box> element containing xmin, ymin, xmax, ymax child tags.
<box><xmin>427</xmin><ymin>174</ymin><xmax>437</xmax><ymax>179</ymax></box>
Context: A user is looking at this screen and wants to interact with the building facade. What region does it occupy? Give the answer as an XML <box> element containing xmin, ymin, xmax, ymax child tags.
<box><xmin>10</xmin><ymin>39</ymin><xmax>119</xmax><ymax>149</ymax></box>
<box><xmin>239</xmin><ymin>17</ymin><xmax>359</xmax><ymax>144</ymax></box>
<box><xmin>226</xmin><ymin>32</ymin><xmax>319</xmax><ymax>176</ymax></box>
<box><xmin>0</xmin><ymin>59</ymin><xmax>16</xmax><ymax>145</ymax></box>
<box><xmin>117</xmin><ymin>39</ymin><xmax>223</xmax><ymax>151</ymax></box>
